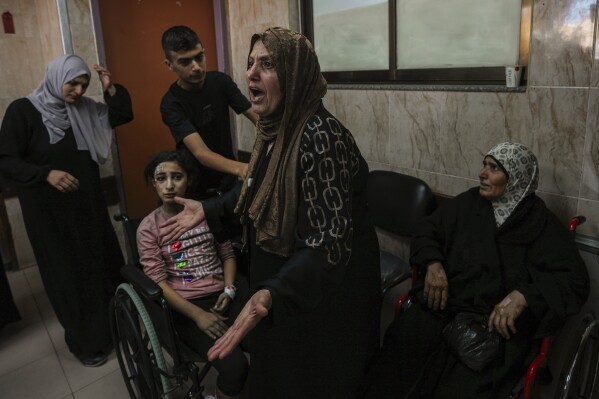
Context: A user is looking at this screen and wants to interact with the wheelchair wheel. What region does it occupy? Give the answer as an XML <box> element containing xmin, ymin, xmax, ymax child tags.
<box><xmin>554</xmin><ymin>313</ymin><xmax>599</xmax><ymax>399</ymax></box>
<box><xmin>110</xmin><ymin>283</ymin><xmax>175</xmax><ymax>399</ymax></box>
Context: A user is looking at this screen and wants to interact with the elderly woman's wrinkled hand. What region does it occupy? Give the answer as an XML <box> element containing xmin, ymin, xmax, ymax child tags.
<box><xmin>488</xmin><ymin>290</ymin><xmax>528</xmax><ymax>339</ymax></box>
<box><xmin>424</xmin><ymin>261</ymin><xmax>448</xmax><ymax>311</ymax></box>
<box><xmin>159</xmin><ymin>196</ymin><xmax>205</xmax><ymax>242</ymax></box>
<box><xmin>208</xmin><ymin>289</ymin><xmax>271</xmax><ymax>361</ymax></box>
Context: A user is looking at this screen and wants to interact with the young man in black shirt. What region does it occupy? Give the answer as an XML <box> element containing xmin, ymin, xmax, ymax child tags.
<box><xmin>161</xmin><ymin>25</ymin><xmax>258</xmax><ymax>199</ymax></box>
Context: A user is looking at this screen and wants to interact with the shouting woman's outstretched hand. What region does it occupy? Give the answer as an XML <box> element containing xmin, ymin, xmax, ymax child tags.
<box><xmin>207</xmin><ymin>289</ymin><xmax>272</xmax><ymax>361</ymax></box>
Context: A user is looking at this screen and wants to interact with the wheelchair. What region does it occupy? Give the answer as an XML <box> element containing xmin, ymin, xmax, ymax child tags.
<box><xmin>392</xmin><ymin>215</ymin><xmax>589</xmax><ymax>399</ymax></box>
<box><xmin>110</xmin><ymin>213</ymin><xmax>213</xmax><ymax>399</ymax></box>
<box><xmin>553</xmin><ymin>311</ymin><xmax>599</xmax><ymax>399</ymax></box>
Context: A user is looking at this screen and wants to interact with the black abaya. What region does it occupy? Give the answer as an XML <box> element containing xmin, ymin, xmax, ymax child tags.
<box><xmin>0</xmin><ymin>85</ymin><xmax>133</xmax><ymax>358</ymax></box>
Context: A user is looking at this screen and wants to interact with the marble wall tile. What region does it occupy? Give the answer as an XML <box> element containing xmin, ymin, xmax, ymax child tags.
<box><xmin>234</xmin><ymin>113</ymin><xmax>258</xmax><ymax>153</ymax></box>
<box><xmin>581</xmin><ymin>89</ymin><xmax>599</xmax><ymax>200</ymax></box>
<box><xmin>99</xmin><ymin>151</ymin><xmax>115</xmax><ymax>178</ymax></box>
<box><xmin>0</xmin><ymin>36</ymin><xmax>44</xmax><ymax>100</ymax></box>
<box><xmin>228</xmin><ymin>0</ymin><xmax>288</xmax><ymax>27</ymax></box>
<box><xmin>67</xmin><ymin>0</ymin><xmax>103</xmax><ymax>97</ymax></box>
<box><xmin>388</xmin><ymin>90</ymin><xmax>506</xmax><ymax>178</ymax></box>
<box><xmin>536</xmin><ymin>191</ymin><xmax>579</xmax><ymax>229</ymax></box>
<box><xmin>385</xmin><ymin>87</ymin><xmax>587</xmax><ymax>196</ymax></box>
<box><xmin>0</xmin><ymin>0</ymin><xmax>50</xmax><ymax>102</ymax></box>
<box><xmin>505</xmin><ymin>87</ymin><xmax>588</xmax><ymax>195</ymax></box>
<box><xmin>577</xmin><ymin>198</ymin><xmax>599</xmax><ymax>236</ymax></box>
<box><xmin>226</xmin><ymin>0</ymin><xmax>290</xmax><ymax>152</ymax></box>
<box><xmin>3</xmin><ymin>0</ymin><xmax>36</xmax><ymax>38</ymax></box>
<box><xmin>325</xmin><ymin>90</ymin><xmax>390</xmax><ymax>165</ymax></box>
<box><xmin>65</xmin><ymin>0</ymin><xmax>88</xmax><ymax>25</ymax></box>
<box><xmin>591</xmin><ymin>1</ymin><xmax>599</xmax><ymax>87</ymax></box>
<box><xmin>0</xmin><ymin>0</ymin><xmax>21</xmax><ymax>16</ymax></box>
<box><xmin>0</xmin><ymin>98</ymin><xmax>11</xmax><ymax>121</ymax></box>
<box><xmin>34</xmin><ymin>0</ymin><xmax>63</xmax><ymax>63</ymax></box>
<box><xmin>529</xmin><ymin>0</ymin><xmax>595</xmax><ymax>87</ymax></box>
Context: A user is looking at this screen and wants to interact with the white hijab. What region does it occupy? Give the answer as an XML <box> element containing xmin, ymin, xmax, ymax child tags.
<box><xmin>486</xmin><ymin>142</ymin><xmax>539</xmax><ymax>227</ymax></box>
<box><xmin>26</xmin><ymin>54</ymin><xmax>113</xmax><ymax>164</ymax></box>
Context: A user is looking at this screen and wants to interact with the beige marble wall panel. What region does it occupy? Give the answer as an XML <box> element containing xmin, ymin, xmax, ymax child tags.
<box><xmin>227</xmin><ymin>0</ymin><xmax>290</xmax><ymax>152</ymax></box>
<box><xmin>65</xmin><ymin>0</ymin><xmax>88</xmax><ymax>24</ymax></box>
<box><xmin>228</xmin><ymin>0</ymin><xmax>289</xmax><ymax>27</ymax></box>
<box><xmin>537</xmin><ymin>191</ymin><xmax>579</xmax><ymax>228</ymax></box>
<box><xmin>577</xmin><ymin>198</ymin><xmax>599</xmax><ymax>236</ymax></box>
<box><xmin>0</xmin><ymin>0</ymin><xmax>20</xmax><ymax>17</ymax></box>
<box><xmin>529</xmin><ymin>0</ymin><xmax>595</xmax><ymax>87</ymax></box>
<box><xmin>99</xmin><ymin>151</ymin><xmax>115</xmax><ymax>178</ymax></box>
<box><xmin>67</xmin><ymin>0</ymin><xmax>102</xmax><ymax>97</ymax></box>
<box><xmin>591</xmin><ymin>1</ymin><xmax>599</xmax><ymax>87</ymax></box>
<box><xmin>507</xmin><ymin>88</ymin><xmax>587</xmax><ymax>195</ymax></box>
<box><xmin>0</xmin><ymin>0</ymin><xmax>29</xmax><ymax>36</ymax></box>
<box><xmin>229</xmin><ymin>23</ymin><xmax>267</xmax><ymax>152</ymax></box>
<box><xmin>34</xmin><ymin>0</ymin><xmax>62</xmax><ymax>62</ymax></box>
<box><xmin>324</xmin><ymin>90</ymin><xmax>390</xmax><ymax>165</ymax></box>
<box><xmin>0</xmin><ymin>0</ymin><xmax>50</xmax><ymax>105</ymax></box>
<box><xmin>388</xmin><ymin>91</ymin><xmax>505</xmax><ymax>178</ymax></box>
<box><xmin>581</xmin><ymin>88</ymin><xmax>599</xmax><ymax>200</ymax></box>
<box><xmin>0</xmin><ymin>98</ymin><xmax>11</xmax><ymax>120</ymax></box>
<box><xmin>235</xmin><ymin>114</ymin><xmax>257</xmax><ymax>152</ymax></box>
<box><xmin>0</xmin><ymin>36</ymin><xmax>45</xmax><ymax>100</ymax></box>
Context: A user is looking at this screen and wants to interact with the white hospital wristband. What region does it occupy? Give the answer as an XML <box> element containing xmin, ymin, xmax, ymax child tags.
<box><xmin>224</xmin><ymin>286</ymin><xmax>236</xmax><ymax>300</ymax></box>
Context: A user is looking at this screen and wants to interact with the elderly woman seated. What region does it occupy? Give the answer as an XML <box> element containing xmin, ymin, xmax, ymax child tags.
<box><xmin>367</xmin><ymin>142</ymin><xmax>589</xmax><ymax>399</ymax></box>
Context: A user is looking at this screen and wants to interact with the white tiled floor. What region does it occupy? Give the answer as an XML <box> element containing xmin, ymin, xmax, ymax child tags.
<box><xmin>0</xmin><ymin>265</ymin><xmax>218</xmax><ymax>399</ymax></box>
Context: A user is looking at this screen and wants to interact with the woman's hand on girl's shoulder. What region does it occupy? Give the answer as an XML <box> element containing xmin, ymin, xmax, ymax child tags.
<box><xmin>159</xmin><ymin>197</ymin><xmax>205</xmax><ymax>242</ymax></box>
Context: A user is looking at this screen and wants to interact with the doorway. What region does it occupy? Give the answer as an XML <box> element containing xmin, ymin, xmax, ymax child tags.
<box><xmin>95</xmin><ymin>0</ymin><xmax>219</xmax><ymax>219</ymax></box>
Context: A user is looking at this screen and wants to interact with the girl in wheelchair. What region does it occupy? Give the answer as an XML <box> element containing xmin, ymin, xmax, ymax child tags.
<box><xmin>137</xmin><ymin>151</ymin><xmax>248</xmax><ymax>399</ymax></box>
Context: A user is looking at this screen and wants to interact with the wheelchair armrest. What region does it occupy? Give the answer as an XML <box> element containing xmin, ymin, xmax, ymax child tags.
<box><xmin>394</xmin><ymin>294</ymin><xmax>411</xmax><ymax>316</ymax></box>
<box><xmin>120</xmin><ymin>264</ymin><xmax>163</xmax><ymax>300</ymax></box>
<box><xmin>522</xmin><ymin>336</ymin><xmax>553</xmax><ymax>399</ymax></box>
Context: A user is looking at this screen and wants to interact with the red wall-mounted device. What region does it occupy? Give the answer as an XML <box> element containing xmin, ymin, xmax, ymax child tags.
<box><xmin>3</xmin><ymin>11</ymin><xmax>15</xmax><ymax>34</ymax></box>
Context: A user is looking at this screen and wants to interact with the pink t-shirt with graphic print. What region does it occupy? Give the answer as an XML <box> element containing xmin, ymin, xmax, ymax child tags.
<box><xmin>137</xmin><ymin>207</ymin><xmax>235</xmax><ymax>299</ymax></box>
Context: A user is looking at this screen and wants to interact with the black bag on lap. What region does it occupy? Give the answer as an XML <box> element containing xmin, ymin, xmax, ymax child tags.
<box><xmin>442</xmin><ymin>312</ymin><xmax>501</xmax><ymax>372</ymax></box>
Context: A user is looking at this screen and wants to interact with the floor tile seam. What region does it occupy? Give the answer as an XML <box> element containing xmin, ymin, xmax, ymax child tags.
<box><xmin>0</xmin><ymin>350</ymin><xmax>63</xmax><ymax>380</ymax></box>
<box><xmin>55</xmin><ymin>348</ymin><xmax>76</xmax><ymax>395</ymax></box>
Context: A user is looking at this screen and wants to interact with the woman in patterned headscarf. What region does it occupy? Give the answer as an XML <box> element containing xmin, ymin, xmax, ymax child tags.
<box><xmin>367</xmin><ymin>142</ymin><xmax>589</xmax><ymax>398</ymax></box>
<box><xmin>161</xmin><ymin>28</ymin><xmax>381</xmax><ymax>398</ymax></box>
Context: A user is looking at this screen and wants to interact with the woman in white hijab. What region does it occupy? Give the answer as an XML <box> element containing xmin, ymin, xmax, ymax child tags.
<box><xmin>368</xmin><ymin>142</ymin><xmax>589</xmax><ymax>399</ymax></box>
<box><xmin>0</xmin><ymin>54</ymin><xmax>133</xmax><ymax>367</ymax></box>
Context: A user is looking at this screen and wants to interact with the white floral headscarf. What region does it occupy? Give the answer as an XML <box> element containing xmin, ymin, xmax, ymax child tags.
<box><xmin>486</xmin><ymin>142</ymin><xmax>539</xmax><ymax>227</ymax></box>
